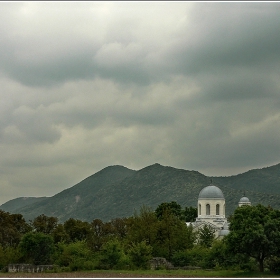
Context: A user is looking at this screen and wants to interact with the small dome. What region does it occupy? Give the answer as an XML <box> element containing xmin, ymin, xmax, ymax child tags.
<box><xmin>240</xmin><ymin>196</ymin><xmax>250</xmax><ymax>202</ymax></box>
<box><xmin>198</xmin><ymin>185</ymin><xmax>224</xmax><ymax>199</ymax></box>
<box><xmin>219</xmin><ymin>222</ymin><xmax>230</xmax><ymax>236</ymax></box>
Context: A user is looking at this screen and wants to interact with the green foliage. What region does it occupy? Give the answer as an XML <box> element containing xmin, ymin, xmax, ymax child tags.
<box><xmin>155</xmin><ymin>201</ymin><xmax>183</xmax><ymax>220</ymax></box>
<box><xmin>153</xmin><ymin>210</ymin><xmax>196</xmax><ymax>260</ymax></box>
<box><xmin>54</xmin><ymin>240</ymin><xmax>96</xmax><ymax>271</ymax></box>
<box><xmin>184</xmin><ymin>206</ymin><xmax>197</xmax><ymax>222</ymax></box>
<box><xmin>52</xmin><ymin>223</ymin><xmax>69</xmax><ymax>244</ymax></box>
<box><xmin>266</xmin><ymin>256</ymin><xmax>280</xmax><ymax>273</ymax></box>
<box><xmin>0</xmin><ymin>245</ymin><xmax>22</xmax><ymax>270</ymax></box>
<box><xmin>19</xmin><ymin>232</ymin><xmax>55</xmax><ymax>265</ymax></box>
<box><xmin>0</xmin><ymin>210</ymin><xmax>31</xmax><ymax>248</ymax></box>
<box><xmin>225</xmin><ymin>204</ymin><xmax>280</xmax><ymax>272</ymax></box>
<box><xmin>98</xmin><ymin>239</ymin><xmax>129</xmax><ymax>270</ymax></box>
<box><xmin>31</xmin><ymin>214</ymin><xmax>58</xmax><ymax>235</ymax></box>
<box><xmin>127</xmin><ymin>205</ymin><xmax>158</xmax><ymax>247</ymax></box>
<box><xmin>197</xmin><ymin>224</ymin><xmax>215</xmax><ymax>248</ymax></box>
<box><xmin>171</xmin><ymin>246</ymin><xmax>210</xmax><ymax>268</ymax></box>
<box><xmin>64</xmin><ymin>218</ymin><xmax>91</xmax><ymax>242</ymax></box>
<box><xmin>127</xmin><ymin>241</ymin><xmax>152</xmax><ymax>269</ymax></box>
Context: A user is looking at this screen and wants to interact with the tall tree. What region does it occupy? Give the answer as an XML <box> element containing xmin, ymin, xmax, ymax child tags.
<box><xmin>184</xmin><ymin>206</ymin><xmax>197</xmax><ymax>222</ymax></box>
<box><xmin>154</xmin><ymin>209</ymin><xmax>195</xmax><ymax>260</ymax></box>
<box><xmin>225</xmin><ymin>204</ymin><xmax>280</xmax><ymax>272</ymax></box>
<box><xmin>197</xmin><ymin>224</ymin><xmax>215</xmax><ymax>248</ymax></box>
<box><xmin>155</xmin><ymin>201</ymin><xmax>183</xmax><ymax>220</ymax></box>
<box><xmin>31</xmin><ymin>214</ymin><xmax>58</xmax><ymax>235</ymax></box>
<box><xmin>19</xmin><ymin>232</ymin><xmax>55</xmax><ymax>265</ymax></box>
<box><xmin>64</xmin><ymin>218</ymin><xmax>91</xmax><ymax>242</ymax></box>
<box><xmin>127</xmin><ymin>205</ymin><xmax>159</xmax><ymax>247</ymax></box>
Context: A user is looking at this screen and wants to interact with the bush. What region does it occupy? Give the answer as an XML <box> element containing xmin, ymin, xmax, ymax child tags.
<box><xmin>171</xmin><ymin>246</ymin><xmax>210</xmax><ymax>268</ymax></box>
<box><xmin>19</xmin><ymin>232</ymin><xmax>55</xmax><ymax>265</ymax></box>
<box><xmin>54</xmin><ymin>240</ymin><xmax>97</xmax><ymax>271</ymax></box>
<box><xmin>127</xmin><ymin>241</ymin><xmax>152</xmax><ymax>269</ymax></box>
<box><xmin>98</xmin><ymin>239</ymin><xmax>128</xmax><ymax>270</ymax></box>
<box><xmin>0</xmin><ymin>245</ymin><xmax>22</xmax><ymax>269</ymax></box>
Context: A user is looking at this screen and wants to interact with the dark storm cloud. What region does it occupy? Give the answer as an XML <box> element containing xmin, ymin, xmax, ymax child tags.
<box><xmin>0</xmin><ymin>2</ymin><xmax>280</xmax><ymax>204</ymax></box>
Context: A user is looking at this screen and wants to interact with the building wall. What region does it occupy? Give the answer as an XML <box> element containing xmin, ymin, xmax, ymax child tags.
<box><xmin>198</xmin><ymin>198</ymin><xmax>226</xmax><ymax>218</ymax></box>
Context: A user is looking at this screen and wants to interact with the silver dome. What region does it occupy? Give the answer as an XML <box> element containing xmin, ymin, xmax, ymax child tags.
<box><xmin>198</xmin><ymin>185</ymin><xmax>224</xmax><ymax>199</ymax></box>
<box><xmin>219</xmin><ymin>222</ymin><xmax>230</xmax><ymax>236</ymax></box>
<box><xmin>239</xmin><ymin>196</ymin><xmax>250</xmax><ymax>202</ymax></box>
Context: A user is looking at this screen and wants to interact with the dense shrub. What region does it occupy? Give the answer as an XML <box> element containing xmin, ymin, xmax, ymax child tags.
<box><xmin>19</xmin><ymin>232</ymin><xmax>55</xmax><ymax>265</ymax></box>
<box><xmin>127</xmin><ymin>241</ymin><xmax>152</xmax><ymax>269</ymax></box>
<box><xmin>54</xmin><ymin>240</ymin><xmax>97</xmax><ymax>271</ymax></box>
<box><xmin>98</xmin><ymin>239</ymin><xmax>129</xmax><ymax>270</ymax></box>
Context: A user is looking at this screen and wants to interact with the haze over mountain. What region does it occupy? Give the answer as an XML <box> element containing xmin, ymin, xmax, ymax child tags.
<box><xmin>1</xmin><ymin>163</ymin><xmax>280</xmax><ymax>222</ymax></box>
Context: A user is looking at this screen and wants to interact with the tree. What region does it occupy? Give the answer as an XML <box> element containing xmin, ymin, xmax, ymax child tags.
<box><xmin>19</xmin><ymin>232</ymin><xmax>55</xmax><ymax>265</ymax></box>
<box><xmin>64</xmin><ymin>218</ymin><xmax>91</xmax><ymax>242</ymax></box>
<box><xmin>225</xmin><ymin>204</ymin><xmax>280</xmax><ymax>272</ymax></box>
<box><xmin>184</xmin><ymin>206</ymin><xmax>197</xmax><ymax>222</ymax></box>
<box><xmin>31</xmin><ymin>214</ymin><xmax>58</xmax><ymax>235</ymax></box>
<box><xmin>127</xmin><ymin>241</ymin><xmax>152</xmax><ymax>269</ymax></box>
<box><xmin>154</xmin><ymin>209</ymin><xmax>196</xmax><ymax>260</ymax></box>
<box><xmin>197</xmin><ymin>224</ymin><xmax>215</xmax><ymax>248</ymax></box>
<box><xmin>98</xmin><ymin>239</ymin><xmax>127</xmax><ymax>269</ymax></box>
<box><xmin>127</xmin><ymin>205</ymin><xmax>159</xmax><ymax>246</ymax></box>
<box><xmin>155</xmin><ymin>201</ymin><xmax>183</xmax><ymax>220</ymax></box>
<box><xmin>0</xmin><ymin>210</ymin><xmax>31</xmax><ymax>248</ymax></box>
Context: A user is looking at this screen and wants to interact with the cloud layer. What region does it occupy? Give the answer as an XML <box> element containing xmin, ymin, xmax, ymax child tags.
<box><xmin>0</xmin><ymin>2</ymin><xmax>280</xmax><ymax>204</ymax></box>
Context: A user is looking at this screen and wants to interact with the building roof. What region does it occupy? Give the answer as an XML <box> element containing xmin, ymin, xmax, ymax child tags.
<box><xmin>198</xmin><ymin>185</ymin><xmax>225</xmax><ymax>199</ymax></box>
<box><xmin>219</xmin><ymin>222</ymin><xmax>230</xmax><ymax>236</ymax></box>
<box><xmin>239</xmin><ymin>196</ymin><xmax>250</xmax><ymax>202</ymax></box>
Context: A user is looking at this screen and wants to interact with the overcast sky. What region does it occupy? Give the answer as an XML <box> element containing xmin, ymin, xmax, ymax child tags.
<box><xmin>0</xmin><ymin>2</ymin><xmax>280</xmax><ymax>205</ymax></box>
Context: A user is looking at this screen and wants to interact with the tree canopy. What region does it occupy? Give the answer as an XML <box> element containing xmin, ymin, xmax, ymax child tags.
<box><xmin>225</xmin><ymin>204</ymin><xmax>280</xmax><ymax>272</ymax></box>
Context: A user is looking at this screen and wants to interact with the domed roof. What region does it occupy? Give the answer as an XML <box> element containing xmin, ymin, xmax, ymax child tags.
<box><xmin>239</xmin><ymin>196</ymin><xmax>250</xmax><ymax>202</ymax></box>
<box><xmin>198</xmin><ymin>185</ymin><xmax>224</xmax><ymax>199</ymax></box>
<box><xmin>219</xmin><ymin>222</ymin><xmax>230</xmax><ymax>236</ymax></box>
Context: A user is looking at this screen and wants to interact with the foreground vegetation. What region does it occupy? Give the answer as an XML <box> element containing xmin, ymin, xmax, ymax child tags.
<box><xmin>1</xmin><ymin>202</ymin><xmax>280</xmax><ymax>275</ymax></box>
<box><xmin>1</xmin><ymin>269</ymin><xmax>280</xmax><ymax>278</ymax></box>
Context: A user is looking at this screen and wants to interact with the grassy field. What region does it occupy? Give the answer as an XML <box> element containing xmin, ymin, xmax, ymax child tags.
<box><xmin>0</xmin><ymin>269</ymin><xmax>280</xmax><ymax>278</ymax></box>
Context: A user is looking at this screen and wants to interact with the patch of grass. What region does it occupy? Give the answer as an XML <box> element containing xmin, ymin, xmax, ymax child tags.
<box><xmin>0</xmin><ymin>269</ymin><xmax>280</xmax><ymax>278</ymax></box>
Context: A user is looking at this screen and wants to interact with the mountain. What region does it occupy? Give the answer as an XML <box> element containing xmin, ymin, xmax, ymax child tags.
<box><xmin>1</xmin><ymin>163</ymin><xmax>280</xmax><ymax>222</ymax></box>
<box><xmin>0</xmin><ymin>197</ymin><xmax>48</xmax><ymax>213</ymax></box>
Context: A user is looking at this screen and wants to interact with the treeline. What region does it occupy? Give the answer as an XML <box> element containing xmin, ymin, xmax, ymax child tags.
<box><xmin>0</xmin><ymin>202</ymin><xmax>280</xmax><ymax>273</ymax></box>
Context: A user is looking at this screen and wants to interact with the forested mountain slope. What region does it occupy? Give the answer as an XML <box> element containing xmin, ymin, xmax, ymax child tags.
<box><xmin>1</xmin><ymin>163</ymin><xmax>280</xmax><ymax>222</ymax></box>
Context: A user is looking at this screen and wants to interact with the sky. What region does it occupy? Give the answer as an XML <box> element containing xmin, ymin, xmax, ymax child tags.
<box><xmin>0</xmin><ymin>1</ymin><xmax>280</xmax><ymax>205</ymax></box>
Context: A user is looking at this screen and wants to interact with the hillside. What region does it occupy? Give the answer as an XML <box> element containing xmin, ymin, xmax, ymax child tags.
<box><xmin>1</xmin><ymin>163</ymin><xmax>280</xmax><ymax>222</ymax></box>
<box><xmin>0</xmin><ymin>197</ymin><xmax>48</xmax><ymax>213</ymax></box>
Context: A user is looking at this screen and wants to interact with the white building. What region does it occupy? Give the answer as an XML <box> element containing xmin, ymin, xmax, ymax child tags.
<box><xmin>193</xmin><ymin>185</ymin><xmax>229</xmax><ymax>238</ymax></box>
<box><xmin>188</xmin><ymin>184</ymin><xmax>252</xmax><ymax>239</ymax></box>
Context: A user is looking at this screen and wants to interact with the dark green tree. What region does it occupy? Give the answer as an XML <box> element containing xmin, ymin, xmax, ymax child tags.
<box><xmin>52</xmin><ymin>223</ymin><xmax>69</xmax><ymax>244</ymax></box>
<box><xmin>155</xmin><ymin>201</ymin><xmax>183</xmax><ymax>220</ymax></box>
<box><xmin>19</xmin><ymin>232</ymin><xmax>55</xmax><ymax>265</ymax></box>
<box><xmin>154</xmin><ymin>209</ymin><xmax>195</xmax><ymax>260</ymax></box>
<box><xmin>98</xmin><ymin>239</ymin><xmax>127</xmax><ymax>269</ymax></box>
<box><xmin>64</xmin><ymin>218</ymin><xmax>91</xmax><ymax>242</ymax></box>
<box><xmin>0</xmin><ymin>210</ymin><xmax>31</xmax><ymax>248</ymax></box>
<box><xmin>225</xmin><ymin>204</ymin><xmax>280</xmax><ymax>272</ymax></box>
<box><xmin>184</xmin><ymin>206</ymin><xmax>197</xmax><ymax>222</ymax></box>
<box><xmin>31</xmin><ymin>214</ymin><xmax>58</xmax><ymax>235</ymax></box>
<box><xmin>127</xmin><ymin>241</ymin><xmax>152</xmax><ymax>269</ymax></box>
<box><xmin>197</xmin><ymin>224</ymin><xmax>215</xmax><ymax>248</ymax></box>
<box><xmin>127</xmin><ymin>205</ymin><xmax>159</xmax><ymax>246</ymax></box>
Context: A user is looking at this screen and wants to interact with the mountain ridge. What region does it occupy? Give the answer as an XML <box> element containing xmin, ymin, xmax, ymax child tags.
<box><xmin>1</xmin><ymin>163</ymin><xmax>280</xmax><ymax>222</ymax></box>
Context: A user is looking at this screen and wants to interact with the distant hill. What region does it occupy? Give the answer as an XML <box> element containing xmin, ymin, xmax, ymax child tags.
<box><xmin>1</xmin><ymin>163</ymin><xmax>280</xmax><ymax>222</ymax></box>
<box><xmin>0</xmin><ymin>197</ymin><xmax>48</xmax><ymax>213</ymax></box>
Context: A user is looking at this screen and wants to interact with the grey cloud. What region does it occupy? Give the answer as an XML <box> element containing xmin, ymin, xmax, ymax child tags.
<box><xmin>0</xmin><ymin>2</ymin><xmax>280</xmax><ymax>204</ymax></box>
